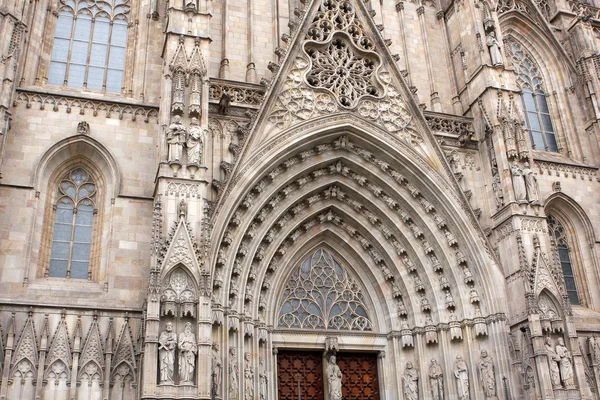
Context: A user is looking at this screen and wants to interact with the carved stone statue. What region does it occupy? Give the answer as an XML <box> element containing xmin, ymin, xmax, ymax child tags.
<box><xmin>403</xmin><ymin>361</ymin><xmax>419</xmax><ymax>400</ymax></box>
<box><xmin>523</xmin><ymin>162</ymin><xmax>539</xmax><ymax>203</ymax></box>
<box><xmin>167</xmin><ymin>115</ymin><xmax>187</xmax><ymax>162</ymax></box>
<box><xmin>429</xmin><ymin>358</ymin><xmax>444</xmax><ymax>400</ymax></box>
<box><xmin>556</xmin><ymin>337</ymin><xmax>576</xmax><ymax>389</ymax></box>
<box><xmin>229</xmin><ymin>347</ymin><xmax>239</xmax><ymax>398</ymax></box>
<box><xmin>478</xmin><ymin>350</ymin><xmax>497</xmax><ymax>398</ymax></box>
<box><xmin>244</xmin><ymin>352</ymin><xmax>254</xmax><ymax>400</ymax></box>
<box><xmin>158</xmin><ymin>322</ymin><xmax>177</xmax><ymax>384</ymax></box>
<box><xmin>178</xmin><ymin>322</ymin><xmax>197</xmax><ymax>384</ymax></box>
<box><xmin>491</xmin><ymin>175</ymin><xmax>504</xmax><ymax>208</ymax></box>
<box><xmin>259</xmin><ymin>358</ymin><xmax>268</xmax><ymax>400</ymax></box>
<box><xmin>187</xmin><ymin>117</ymin><xmax>205</xmax><ymax>165</ymax></box>
<box><xmin>486</xmin><ymin>31</ymin><xmax>503</xmax><ymax>66</ymax></box>
<box><xmin>510</xmin><ymin>163</ymin><xmax>527</xmax><ymax>202</ymax></box>
<box><xmin>545</xmin><ymin>337</ymin><xmax>561</xmax><ymax>389</ymax></box>
<box><xmin>454</xmin><ymin>355</ymin><xmax>470</xmax><ymax>400</ymax></box>
<box><xmin>77</xmin><ymin>121</ymin><xmax>90</xmax><ymax>135</ymax></box>
<box><xmin>326</xmin><ymin>354</ymin><xmax>342</xmax><ymax>400</ymax></box>
<box><xmin>212</xmin><ymin>343</ymin><xmax>223</xmax><ymax>395</ymax></box>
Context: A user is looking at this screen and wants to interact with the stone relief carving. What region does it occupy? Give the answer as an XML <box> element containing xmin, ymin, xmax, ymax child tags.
<box><xmin>178</xmin><ymin>322</ymin><xmax>197</xmax><ymax>384</ymax></box>
<box><xmin>403</xmin><ymin>361</ymin><xmax>419</xmax><ymax>400</ymax></box>
<box><xmin>429</xmin><ymin>358</ymin><xmax>444</xmax><ymax>400</ymax></box>
<box><xmin>159</xmin><ymin>322</ymin><xmax>177</xmax><ymax>384</ymax></box>
<box><xmin>326</xmin><ymin>354</ymin><xmax>343</xmax><ymax>400</ymax></box>
<box><xmin>478</xmin><ymin>350</ymin><xmax>497</xmax><ymax>398</ymax></box>
<box><xmin>454</xmin><ymin>355</ymin><xmax>470</xmax><ymax>400</ymax></box>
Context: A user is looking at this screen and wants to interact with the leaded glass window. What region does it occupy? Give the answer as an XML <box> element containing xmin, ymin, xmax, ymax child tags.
<box><xmin>277</xmin><ymin>249</ymin><xmax>373</xmax><ymax>331</ymax></box>
<box><xmin>48</xmin><ymin>0</ymin><xmax>130</xmax><ymax>93</ymax></box>
<box><xmin>48</xmin><ymin>168</ymin><xmax>97</xmax><ymax>279</ymax></box>
<box><xmin>547</xmin><ymin>215</ymin><xmax>580</xmax><ymax>305</ymax></box>
<box><xmin>505</xmin><ymin>38</ymin><xmax>559</xmax><ymax>153</ymax></box>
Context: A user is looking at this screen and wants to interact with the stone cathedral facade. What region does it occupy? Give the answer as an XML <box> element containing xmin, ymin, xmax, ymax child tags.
<box><xmin>3</xmin><ymin>0</ymin><xmax>600</xmax><ymax>398</ymax></box>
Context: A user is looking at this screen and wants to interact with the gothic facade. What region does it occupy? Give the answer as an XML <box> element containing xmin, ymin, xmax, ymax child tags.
<box><xmin>1</xmin><ymin>0</ymin><xmax>600</xmax><ymax>399</ymax></box>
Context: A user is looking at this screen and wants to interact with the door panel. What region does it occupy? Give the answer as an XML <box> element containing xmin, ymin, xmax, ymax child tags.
<box><xmin>337</xmin><ymin>353</ymin><xmax>379</xmax><ymax>400</ymax></box>
<box><xmin>277</xmin><ymin>351</ymin><xmax>324</xmax><ymax>400</ymax></box>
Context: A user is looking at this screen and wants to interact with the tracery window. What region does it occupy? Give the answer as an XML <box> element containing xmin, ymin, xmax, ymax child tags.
<box><xmin>277</xmin><ymin>248</ymin><xmax>373</xmax><ymax>331</ymax></box>
<box><xmin>48</xmin><ymin>168</ymin><xmax>97</xmax><ymax>279</ymax></box>
<box><xmin>505</xmin><ymin>38</ymin><xmax>559</xmax><ymax>153</ymax></box>
<box><xmin>47</xmin><ymin>0</ymin><xmax>130</xmax><ymax>93</ymax></box>
<box><xmin>547</xmin><ymin>215</ymin><xmax>580</xmax><ymax>305</ymax></box>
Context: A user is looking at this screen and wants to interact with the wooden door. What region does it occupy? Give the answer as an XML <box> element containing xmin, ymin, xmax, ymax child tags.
<box><xmin>337</xmin><ymin>353</ymin><xmax>379</xmax><ymax>400</ymax></box>
<box><xmin>277</xmin><ymin>351</ymin><xmax>324</xmax><ymax>400</ymax></box>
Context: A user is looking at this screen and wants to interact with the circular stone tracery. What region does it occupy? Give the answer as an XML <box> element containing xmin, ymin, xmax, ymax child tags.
<box><xmin>304</xmin><ymin>33</ymin><xmax>383</xmax><ymax>108</ymax></box>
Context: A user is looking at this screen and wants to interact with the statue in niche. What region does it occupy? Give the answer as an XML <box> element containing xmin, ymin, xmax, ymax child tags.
<box><xmin>187</xmin><ymin>117</ymin><xmax>205</xmax><ymax>165</ymax></box>
<box><xmin>167</xmin><ymin>115</ymin><xmax>187</xmax><ymax>162</ymax></box>
<box><xmin>556</xmin><ymin>337</ymin><xmax>576</xmax><ymax>388</ymax></box>
<box><xmin>486</xmin><ymin>30</ymin><xmax>503</xmax><ymax>66</ymax></box>
<box><xmin>326</xmin><ymin>354</ymin><xmax>343</xmax><ymax>400</ymax></box>
<box><xmin>454</xmin><ymin>355</ymin><xmax>470</xmax><ymax>400</ymax></box>
<box><xmin>259</xmin><ymin>358</ymin><xmax>268</xmax><ymax>400</ymax></box>
<box><xmin>229</xmin><ymin>347</ymin><xmax>239</xmax><ymax>398</ymax></box>
<box><xmin>478</xmin><ymin>350</ymin><xmax>497</xmax><ymax>398</ymax></box>
<box><xmin>179</xmin><ymin>322</ymin><xmax>197</xmax><ymax>384</ymax></box>
<box><xmin>491</xmin><ymin>175</ymin><xmax>504</xmax><ymax>208</ymax></box>
<box><xmin>429</xmin><ymin>359</ymin><xmax>444</xmax><ymax>400</ymax></box>
<box><xmin>510</xmin><ymin>163</ymin><xmax>527</xmax><ymax>202</ymax></box>
<box><xmin>212</xmin><ymin>343</ymin><xmax>223</xmax><ymax>395</ymax></box>
<box><xmin>545</xmin><ymin>337</ymin><xmax>561</xmax><ymax>389</ymax></box>
<box><xmin>244</xmin><ymin>352</ymin><xmax>254</xmax><ymax>400</ymax></box>
<box><xmin>523</xmin><ymin>162</ymin><xmax>539</xmax><ymax>203</ymax></box>
<box><xmin>403</xmin><ymin>361</ymin><xmax>419</xmax><ymax>400</ymax></box>
<box><xmin>158</xmin><ymin>322</ymin><xmax>177</xmax><ymax>384</ymax></box>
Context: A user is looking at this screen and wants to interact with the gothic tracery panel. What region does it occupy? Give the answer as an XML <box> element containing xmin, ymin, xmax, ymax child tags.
<box><xmin>277</xmin><ymin>249</ymin><xmax>373</xmax><ymax>331</ymax></box>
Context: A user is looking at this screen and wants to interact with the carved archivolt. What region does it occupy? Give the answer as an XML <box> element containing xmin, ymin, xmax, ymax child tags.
<box><xmin>213</xmin><ymin>135</ymin><xmax>484</xmax><ymax>330</ymax></box>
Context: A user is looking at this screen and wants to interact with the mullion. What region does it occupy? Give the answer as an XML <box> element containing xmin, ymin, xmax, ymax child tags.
<box><xmin>83</xmin><ymin>18</ymin><xmax>96</xmax><ymax>88</ymax></box>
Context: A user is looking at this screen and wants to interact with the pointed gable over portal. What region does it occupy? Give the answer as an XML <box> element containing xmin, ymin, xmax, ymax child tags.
<box><xmin>224</xmin><ymin>0</ymin><xmax>461</xmax><ymax>189</ymax></box>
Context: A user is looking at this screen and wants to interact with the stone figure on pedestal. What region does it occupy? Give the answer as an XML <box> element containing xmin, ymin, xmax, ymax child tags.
<box><xmin>403</xmin><ymin>361</ymin><xmax>419</xmax><ymax>400</ymax></box>
<box><xmin>259</xmin><ymin>358</ymin><xmax>268</xmax><ymax>400</ymax></box>
<box><xmin>158</xmin><ymin>322</ymin><xmax>177</xmax><ymax>384</ymax></box>
<box><xmin>478</xmin><ymin>350</ymin><xmax>497</xmax><ymax>398</ymax></box>
<box><xmin>212</xmin><ymin>343</ymin><xmax>223</xmax><ymax>396</ymax></box>
<box><xmin>510</xmin><ymin>163</ymin><xmax>527</xmax><ymax>202</ymax></box>
<box><xmin>229</xmin><ymin>347</ymin><xmax>239</xmax><ymax>398</ymax></box>
<box><xmin>491</xmin><ymin>175</ymin><xmax>504</xmax><ymax>208</ymax></box>
<box><xmin>545</xmin><ymin>337</ymin><xmax>562</xmax><ymax>389</ymax></box>
<box><xmin>244</xmin><ymin>352</ymin><xmax>254</xmax><ymax>400</ymax></box>
<box><xmin>429</xmin><ymin>358</ymin><xmax>444</xmax><ymax>400</ymax></box>
<box><xmin>556</xmin><ymin>338</ymin><xmax>576</xmax><ymax>389</ymax></box>
<box><xmin>179</xmin><ymin>322</ymin><xmax>197</xmax><ymax>384</ymax></box>
<box><xmin>454</xmin><ymin>355</ymin><xmax>470</xmax><ymax>400</ymax></box>
<box><xmin>167</xmin><ymin>115</ymin><xmax>187</xmax><ymax>162</ymax></box>
<box><xmin>187</xmin><ymin>117</ymin><xmax>205</xmax><ymax>165</ymax></box>
<box><xmin>523</xmin><ymin>162</ymin><xmax>539</xmax><ymax>203</ymax></box>
<box><xmin>326</xmin><ymin>354</ymin><xmax>343</xmax><ymax>400</ymax></box>
<box><xmin>486</xmin><ymin>31</ymin><xmax>503</xmax><ymax>66</ymax></box>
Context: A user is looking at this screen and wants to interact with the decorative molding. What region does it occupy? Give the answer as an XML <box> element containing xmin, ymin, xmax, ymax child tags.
<box><xmin>14</xmin><ymin>89</ymin><xmax>159</xmax><ymax>122</ymax></box>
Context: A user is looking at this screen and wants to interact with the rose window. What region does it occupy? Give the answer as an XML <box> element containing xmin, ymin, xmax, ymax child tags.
<box><xmin>304</xmin><ymin>34</ymin><xmax>382</xmax><ymax>108</ymax></box>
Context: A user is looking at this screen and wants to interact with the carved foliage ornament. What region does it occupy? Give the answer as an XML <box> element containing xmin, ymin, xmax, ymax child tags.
<box><xmin>277</xmin><ymin>248</ymin><xmax>373</xmax><ymax>331</ymax></box>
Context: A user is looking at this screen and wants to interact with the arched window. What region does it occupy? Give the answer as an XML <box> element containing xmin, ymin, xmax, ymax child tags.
<box><xmin>48</xmin><ymin>168</ymin><xmax>97</xmax><ymax>279</ymax></box>
<box><xmin>47</xmin><ymin>0</ymin><xmax>130</xmax><ymax>93</ymax></box>
<box><xmin>547</xmin><ymin>215</ymin><xmax>580</xmax><ymax>305</ymax></box>
<box><xmin>505</xmin><ymin>38</ymin><xmax>559</xmax><ymax>153</ymax></box>
<box><xmin>277</xmin><ymin>248</ymin><xmax>373</xmax><ymax>331</ymax></box>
